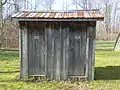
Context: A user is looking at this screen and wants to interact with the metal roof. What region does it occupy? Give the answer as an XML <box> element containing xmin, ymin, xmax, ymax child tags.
<box><xmin>12</xmin><ymin>10</ymin><xmax>104</xmax><ymax>21</ymax></box>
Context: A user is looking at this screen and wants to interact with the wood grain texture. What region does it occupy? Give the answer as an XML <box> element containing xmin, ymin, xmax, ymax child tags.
<box><xmin>86</xmin><ymin>23</ymin><xmax>96</xmax><ymax>80</ymax></box>
<box><xmin>20</xmin><ymin>26</ymin><xmax>29</xmax><ymax>79</ymax></box>
<box><xmin>20</xmin><ymin>22</ymin><xmax>96</xmax><ymax>80</ymax></box>
<box><xmin>19</xmin><ymin>27</ymin><xmax>23</xmax><ymax>78</ymax></box>
<box><xmin>68</xmin><ymin>24</ymin><xmax>87</xmax><ymax>77</ymax></box>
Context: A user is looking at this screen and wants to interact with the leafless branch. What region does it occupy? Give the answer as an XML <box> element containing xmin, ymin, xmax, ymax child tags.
<box><xmin>2</xmin><ymin>0</ymin><xmax>7</xmax><ymax>5</ymax></box>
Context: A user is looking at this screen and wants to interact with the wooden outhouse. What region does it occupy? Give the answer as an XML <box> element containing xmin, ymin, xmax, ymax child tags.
<box><xmin>12</xmin><ymin>10</ymin><xmax>104</xmax><ymax>80</ymax></box>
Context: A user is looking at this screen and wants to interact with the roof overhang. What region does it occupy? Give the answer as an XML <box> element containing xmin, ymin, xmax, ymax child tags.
<box><xmin>12</xmin><ymin>18</ymin><xmax>104</xmax><ymax>22</ymax></box>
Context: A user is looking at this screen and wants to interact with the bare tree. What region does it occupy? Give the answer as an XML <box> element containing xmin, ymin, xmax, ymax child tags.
<box><xmin>41</xmin><ymin>0</ymin><xmax>55</xmax><ymax>11</ymax></box>
<box><xmin>114</xmin><ymin>0</ymin><xmax>120</xmax><ymax>50</ymax></box>
<box><xmin>0</xmin><ymin>0</ymin><xmax>19</xmax><ymax>49</ymax></box>
<box><xmin>0</xmin><ymin>0</ymin><xmax>56</xmax><ymax>49</ymax></box>
<box><xmin>15</xmin><ymin>0</ymin><xmax>55</xmax><ymax>11</ymax></box>
<box><xmin>72</xmin><ymin>0</ymin><xmax>87</xmax><ymax>9</ymax></box>
<box><xmin>0</xmin><ymin>0</ymin><xmax>8</xmax><ymax>48</ymax></box>
<box><xmin>62</xmin><ymin>0</ymin><xmax>71</xmax><ymax>11</ymax></box>
<box><xmin>102</xmin><ymin>0</ymin><xmax>113</xmax><ymax>33</ymax></box>
<box><xmin>72</xmin><ymin>0</ymin><xmax>95</xmax><ymax>10</ymax></box>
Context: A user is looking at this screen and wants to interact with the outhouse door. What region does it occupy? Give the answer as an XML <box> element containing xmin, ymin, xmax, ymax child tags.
<box><xmin>68</xmin><ymin>27</ymin><xmax>87</xmax><ymax>77</ymax></box>
<box><xmin>28</xmin><ymin>28</ymin><xmax>46</xmax><ymax>76</ymax></box>
<box><xmin>28</xmin><ymin>26</ymin><xmax>69</xmax><ymax>79</ymax></box>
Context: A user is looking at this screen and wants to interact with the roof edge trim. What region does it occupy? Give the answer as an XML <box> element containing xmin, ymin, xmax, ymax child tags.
<box><xmin>12</xmin><ymin>18</ymin><xmax>104</xmax><ymax>22</ymax></box>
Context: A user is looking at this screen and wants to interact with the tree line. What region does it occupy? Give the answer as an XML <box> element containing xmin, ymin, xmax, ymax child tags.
<box><xmin>0</xmin><ymin>0</ymin><xmax>120</xmax><ymax>48</ymax></box>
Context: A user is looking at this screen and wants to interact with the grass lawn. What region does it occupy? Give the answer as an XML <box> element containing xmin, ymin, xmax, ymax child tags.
<box><xmin>0</xmin><ymin>41</ymin><xmax>120</xmax><ymax>90</ymax></box>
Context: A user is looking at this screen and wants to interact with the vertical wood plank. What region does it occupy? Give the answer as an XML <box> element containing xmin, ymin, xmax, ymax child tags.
<box><xmin>60</xmin><ymin>27</ymin><xmax>63</xmax><ymax>80</ymax></box>
<box><xmin>51</xmin><ymin>28</ymin><xmax>54</xmax><ymax>79</ymax></box>
<box><xmin>45</xmin><ymin>28</ymin><xmax>48</xmax><ymax>77</ymax></box>
<box><xmin>28</xmin><ymin>27</ymin><xmax>32</xmax><ymax>75</ymax></box>
<box><xmin>40</xmin><ymin>29</ymin><xmax>45</xmax><ymax>75</ymax></box>
<box><xmin>52</xmin><ymin>29</ymin><xmax>56</xmax><ymax>79</ymax></box>
<box><xmin>31</xmin><ymin>27</ymin><xmax>34</xmax><ymax>75</ymax></box>
<box><xmin>68</xmin><ymin>28</ymin><xmax>75</xmax><ymax>76</ymax></box>
<box><xmin>32</xmin><ymin>28</ymin><xmax>36</xmax><ymax>75</ymax></box>
<box><xmin>49</xmin><ymin>28</ymin><xmax>53</xmax><ymax>79</ymax></box>
<box><xmin>46</xmin><ymin>28</ymin><xmax>50</xmax><ymax>79</ymax></box>
<box><xmin>82</xmin><ymin>28</ymin><xmax>87</xmax><ymax>76</ymax></box>
<box><xmin>19</xmin><ymin>27</ymin><xmax>23</xmax><ymax>78</ymax></box>
<box><xmin>81</xmin><ymin>29</ymin><xmax>86</xmax><ymax>76</ymax></box>
<box><xmin>85</xmin><ymin>35</ymin><xmax>89</xmax><ymax>80</ymax></box>
<box><xmin>86</xmin><ymin>23</ymin><xmax>96</xmax><ymax>80</ymax></box>
<box><xmin>62</xmin><ymin>29</ymin><xmax>65</xmax><ymax>80</ymax></box>
<box><xmin>20</xmin><ymin>26</ymin><xmax>29</xmax><ymax>79</ymax></box>
<box><xmin>42</xmin><ymin>28</ymin><xmax>45</xmax><ymax>75</ymax></box>
<box><xmin>92</xmin><ymin>26</ymin><xmax>96</xmax><ymax>80</ymax></box>
<box><xmin>55</xmin><ymin>29</ymin><xmax>61</xmax><ymax>80</ymax></box>
<box><xmin>65</xmin><ymin>28</ymin><xmax>69</xmax><ymax>80</ymax></box>
<box><xmin>39</xmin><ymin>29</ymin><xmax>42</xmax><ymax>75</ymax></box>
<box><xmin>47</xmin><ymin>27</ymin><xmax>53</xmax><ymax>79</ymax></box>
<box><xmin>53</xmin><ymin>29</ymin><xmax>57</xmax><ymax>80</ymax></box>
<box><xmin>33</xmin><ymin>29</ymin><xmax>37</xmax><ymax>75</ymax></box>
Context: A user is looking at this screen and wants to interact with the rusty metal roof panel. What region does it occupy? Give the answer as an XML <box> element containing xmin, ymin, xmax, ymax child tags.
<box><xmin>73</xmin><ymin>12</ymin><xmax>78</xmax><ymax>18</ymax></box>
<box><xmin>54</xmin><ymin>13</ymin><xmax>59</xmax><ymax>18</ymax></box>
<box><xmin>96</xmin><ymin>11</ymin><xmax>103</xmax><ymax>17</ymax></box>
<box><xmin>69</xmin><ymin>13</ymin><xmax>74</xmax><ymax>18</ymax></box>
<box><xmin>58</xmin><ymin>13</ymin><xmax>62</xmax><ymax>18</ymax></box>
<box><xmin>63</xmin><ymin>13</ymin><xmax>67</xmax><ymax>18</ymax></box>
<box><xmin>39</xmin><ymin>13</ymin><xmax>46</xmax><ymax>17</ymax></box>
<box><xmin>77</xmin><ymin>12</ymin><xmax>83</xmax><ymax>18</ymax></box>
<box><xmin>16</xmin><ymin>13</ymin><xmax>24</xmax><ymax>17</ymax></box>
<box><xmin>44</xmin><ymin>13</ymin><xmax>50</xmax><ymax>18</ymax></box>
<box><xmin>26</xmin><ymin>13</ymin><xmax>34</xmax><ymax>17</ymax></box>
<box><xmin>21</xmin><ymin>12</ymin><xmax>29</xmax><ymax>17</ymax></box>
<box><xmin>12</xmin><ymin>12</ymin><xmax>21</xmax><ymax>17</ymax></box>
<box><xmin>90</xmin><ymin>11</ymin><xmax>98</xmax><ymax>18</ymax></box>
<box><xmin>49</xmin><ymin>12</ymin><xmax>56</xmax><ymax>18</ymax></box>
<box><xmin>84</xmin><ymin>12</ymin><xmax>90</xmax><ymax>18</ymax></box>
<box><xmin>34</xmin><ymin>13</ymin><xmax>42</xmax><ymax>18</ymax></box>
<box><xmin>61</xmin><ymin>13</ymin><xmax>64</xmax><ymax>18</ymax></box>
<box><xmin>12</xmin><ymin>10</ymin><xmax>104</xmax><ymax>21</ymax></box>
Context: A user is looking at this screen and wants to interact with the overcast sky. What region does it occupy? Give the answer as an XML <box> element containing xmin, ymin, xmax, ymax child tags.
<box><xmin>2</xmin><ymin>0</ymin><xmax>120</xmax><ymax>18</ymax></box>
<box><xmin>53</xmin><ymin>0</ymin><xmax>76</xmax><ymax>10</ymax></box>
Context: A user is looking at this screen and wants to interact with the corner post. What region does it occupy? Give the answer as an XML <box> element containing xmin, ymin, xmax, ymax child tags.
<box><xmin>19</xmin><ymin>22</ymin><xmax>29</xmax><ymax>80</ymax></box>
<box><xmin>86</xmin><ymin>21</ymin><xmax>96</xmax><ymax>80</ymax></box>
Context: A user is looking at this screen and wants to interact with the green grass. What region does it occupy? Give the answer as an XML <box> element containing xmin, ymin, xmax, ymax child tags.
<box><xmin>0</xmin><ymin>41</ymin><xmax>120</xmax><ymax>90</ymax></box>
<box><xmin>96</xmin><ymin>41</ymin><xmax>115</xmax><ymax>49</ymax></box>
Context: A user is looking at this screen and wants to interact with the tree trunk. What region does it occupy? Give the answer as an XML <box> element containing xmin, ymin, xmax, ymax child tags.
<box><xmin>0</xmin><ymin>0</ymin><xmax>2</xmax><ymax>48</ymax></box>
<box><xmin>114</xmin><ymin>32</ymin><xmax>120</xmax><ymax>51</ymax></box>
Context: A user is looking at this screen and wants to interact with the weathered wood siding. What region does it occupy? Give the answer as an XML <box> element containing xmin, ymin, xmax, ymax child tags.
<box><xmin>68</xmin><ymin>23</ymin><xmax>87</xmax><ymax>77</ymax></box>
<box><xmin>20</xmin><ymin>22</ymin><xmax>96</xmax><ymax>80</ymax></box>
<box><xmin>25</xmin><ymin>22</ymin><xmax>69</xmax><ymax>80</ymax></box>
<box><xmin>86</xmin><ymin>22</ymin><xmax>96</xmax><ymax>80</ymax></box>
<box><xmin>19</xmin><ymin>25</ymin><xmax>29</xmax><ymax>79</ymax></box>
<box><xmin>28</xmin><ymin>26</ymin><xmax>45</xmax><ymax>76</ymax></box>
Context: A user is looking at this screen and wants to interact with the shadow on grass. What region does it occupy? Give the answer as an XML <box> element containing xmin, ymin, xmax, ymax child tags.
<box><xmin>95</xmin><ymin>66</ymin><xmax>120</xmax><ymax>80</ymax></box>
<box><xmin>0</xmin><ymin>79</ymin><xmax>20</xmax><ymax>83</ymax></box>
<box><xmin>0</xmin><ymin>49</ymin><xmax>19</xmax><ymax>51</ymax></box>
<box><xmin>0</xmin><ymin>71</ymin><xmax>19</xmax><ymax>73</ymax></box>
<box><xmin>0</xmin><ymin>50</ymin><xmax>19</xmax><ymax>60</ymax></box>
<box><xmin>96</xmin><ymin>49</ymin><xmax>114</xmax><ymax>51</ymax></box>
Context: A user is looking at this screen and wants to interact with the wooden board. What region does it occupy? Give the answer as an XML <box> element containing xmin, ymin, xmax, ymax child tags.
<box><xmin>20</xmin><ymin>26</ymin><xmax>29</xmax><ymax>79</ymax></box>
